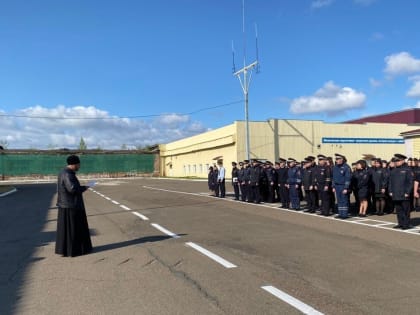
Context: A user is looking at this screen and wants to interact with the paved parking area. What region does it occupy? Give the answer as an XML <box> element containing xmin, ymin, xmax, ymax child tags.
<box><xmin>1</xmin><ymin>178</ymin><xmax>420</xmax><ymax>315</ymax></box>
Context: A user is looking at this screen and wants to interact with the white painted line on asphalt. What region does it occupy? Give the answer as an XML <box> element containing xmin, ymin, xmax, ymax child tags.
<box><xmin>351</xmin><ymin>218</ymin><xmax>370</xmax><ymax>222</ymax></box>
<box><xmin>143</xmin><ymin>186</ymin><xmax>420</xmax><ymax>237</ymax></box>
<box><xmin>105</xmin><ymin>197</ymin><xmax>111</xmax><ymax>200</ymax></box>
<box><xmin>120</xmin><ymin>205</ymin><xmax>131</xmax><ymax>211</ymax></box>
<box><xmin>261</xmin><ymin>285</ymin><xmax>324</xmax><ymax>315</ymax></box>
<box><xmin>143</xmin><ymin>185</ymin><xmax>201</xmax><ymax>197</ymax></box>
<box><xmin>185</xmin><ymin>242</ymin><xmax>237</xmax><ymax>269</ymax></box>
<box><xmin>132</xmin><ymin>211</ymin><xmax>149</xmax><ymax>221</ymax></box>
<box><xmin>111</xmin><ymin>200</ymin><xmax>120</xmax><ymax>205</ymax></box>
<box><xmin>151</xmin><ymin>223</ymin><xmax>179</xmax><ymax>238</ymax></box>
<box><xmin>0</xmin><ymin>187</ymin><xmax>17</xmax><ymax>198</ymax></box>
<box><xmin>374</xmin><ymin>222</ymin><xmax>395</xmax><ymax>227</ymax></box>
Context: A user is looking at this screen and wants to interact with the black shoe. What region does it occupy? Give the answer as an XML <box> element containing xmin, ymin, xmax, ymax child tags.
<box><xmin>402</xmin><ymin>225</ymin><xmax>414</xmax><ymax>230</ymax></box>
<box><xmin>393</xmin><ymin>225</ymin><xmax>402</xmax><ymax>229</ymax></box>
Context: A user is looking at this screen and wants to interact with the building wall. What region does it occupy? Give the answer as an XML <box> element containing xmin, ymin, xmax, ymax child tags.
<box><xmin>159</xmin><ymin>123</ymin><xmax>238</xmax><ymax>178</ymax></box>
<box><xmin>160</xmin><ymin>119</ymin><xmax>415</xmax><ymax>179</ymax></box>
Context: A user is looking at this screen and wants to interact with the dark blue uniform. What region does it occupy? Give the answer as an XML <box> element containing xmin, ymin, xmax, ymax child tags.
<box><xmin>231</xmin><ymin>165</ymin><xmax>240</xmax><ymax>200</ymax></box>
<box><xmin>314</xmin><ymin>163</ymin><xmax>332</xmax><ymax>216</ymax></box>
<box><xmin>332</xmin><ymin>162</ymin><xmax>352</xmax><ymax>218</ymax></box>
<box><xmin>277</xmin><ymin>166</ymin><xmax>289</xmax><ymax>208</ymax></box>
<box><xmin>287</xmin><ymin>165</ymin><xmax>302</xmax><ymax>210</ymax></box>
<box><xmin>389</xmin><ymin>163</ymin><xmax>413</xmax><ymax>229</ymax></box>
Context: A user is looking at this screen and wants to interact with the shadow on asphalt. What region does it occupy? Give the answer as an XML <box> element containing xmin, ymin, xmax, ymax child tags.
<box><xmin>92</xmin><ymin>234</ymin><xmax>187</xmax><ymax>253</ymax></box>
<box><xmin>410</xmin><ymin>217</ymin><xmax>420</xmax><ymax>227</ymax></box>
<box><xmin>0</xmin><ymin>183</ymin><xmax>57</xmax><ymax>315</ymax></box>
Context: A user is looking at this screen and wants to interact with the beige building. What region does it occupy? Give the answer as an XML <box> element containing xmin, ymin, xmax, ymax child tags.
<box><xmin>159</xmin><ymin>117</ymin><xmax>416</xmax><ymax>179</ymax></box>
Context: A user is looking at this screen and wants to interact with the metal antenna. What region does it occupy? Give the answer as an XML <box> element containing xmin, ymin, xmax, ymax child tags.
<box><xmin>232</xmin><ymin>0</ymin><xmax>259</xmax><ymax>161</ymax></box>
<box><xmin>231</xmin><ymin>40</ymin><xmax>236</xmax><ymax>73</ymax></box>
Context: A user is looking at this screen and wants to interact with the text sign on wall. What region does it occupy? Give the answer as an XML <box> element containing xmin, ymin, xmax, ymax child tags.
<box><xmin>322</xmin><ymin>137</ymin><xmax>404</xmax><ymax>144</ymax></box>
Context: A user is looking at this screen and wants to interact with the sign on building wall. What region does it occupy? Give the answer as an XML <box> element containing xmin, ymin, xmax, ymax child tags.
<box><xmin>322</xmin><ymin>137</ymin><xmax>404</xmax><ymax>144</ymax></box>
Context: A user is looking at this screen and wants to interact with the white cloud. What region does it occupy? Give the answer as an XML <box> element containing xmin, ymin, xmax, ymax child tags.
<box><xmin>407</xmin><ymin>76</ymin><xmax>420</xmax><ymax>98</ymax></box>
<box><xmin>311</xmin><ymin>0</ymin><xmax>334</xmax><ymax>9</ymax></box>
<box><xmin>0</xmin><ymin>105</ymin><xmax>208</xmax><ymax>149</ymax></box>
<box><xmin>384</xmin><ymin>52</ymin><xmax>420</xmax><ymax>76</ymax></box>
<box><xmin>289</xmin><ymin>81</ymin><xmax>366</xmax><ymax>115</ymax></box>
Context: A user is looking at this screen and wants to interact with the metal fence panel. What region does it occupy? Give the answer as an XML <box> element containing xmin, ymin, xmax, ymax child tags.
<box><xmin>0</xmin><ymin>153</ymin><xmax>155</xmax><ymax>177</ymax></box>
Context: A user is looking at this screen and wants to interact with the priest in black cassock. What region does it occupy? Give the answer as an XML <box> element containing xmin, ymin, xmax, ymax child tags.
<box><xmin>55</xmin><ymin>155</ymin><xmax>92</xmax><ymax>257</ymax></box>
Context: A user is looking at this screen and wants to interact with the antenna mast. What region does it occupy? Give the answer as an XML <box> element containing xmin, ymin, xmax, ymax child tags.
<box><xmin>232</xmin><ymin>0</ymin><xmax>259</xmax><ymax>161</ymax></box>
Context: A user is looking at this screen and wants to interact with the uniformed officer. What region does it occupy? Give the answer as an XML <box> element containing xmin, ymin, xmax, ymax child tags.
<box><xmin>353</xmin><ymin>159</ymin><xmax>371</xmax><ymax>217</ymax></box>
<box><xmin>302</xmin><ymin>156</ymin><xmax>317</xmax><ymax>213</ymax></box>
<box><xmin>242</xmin><ymin>160</ymin><xmax>251</xmax><ymax>202</ymax></box>
<box><xmin>237</xmin><ymin>161</ymin><xmax>246</xmax><ymax>201</ymax></box>
<box><xmin>277</xmin><ymin>158</ymin><xmax>289</xmax><ymax>208</ymax></box>
<box><xmin>287</xmin><ymin>158</ymin><xmax>302</xmax><ymax>210</ymax></box>
<box><xmin>314</xmin><ymin>154</ymin><xmax>332</xmax><ymax>216</ymax></box>
<box><xmin>264</xmin><ymin>161</ymin><xmax>277</xmax><ymax>203</ymax></box>
<box><xmin>389</xmin><ymin>154</ymin><xmax>414</xmax><ymax>229</ymax></box>
<box><xmin>231</xmin><ymin>161</ymin><xmax>240</xmax><ymax>200</ymax></box>
<box><xmin>249</xmin><ymin>159</ymin><xmax>262</xmax><ymax>203</ymax></box>
<box><xmin>371</xmin><ymin>158</ymin><xmax>388</xmax><ymax>215</ymax></box>
<box><xmin>332</xmin><ymin>153</ymin><xmax>352</xmax><ymax>219</ymax></box>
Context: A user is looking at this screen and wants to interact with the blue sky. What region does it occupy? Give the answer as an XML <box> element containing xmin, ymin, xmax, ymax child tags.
<box><xmin>1</xmin><ymin>0</ymin><xmax>420</xmax><ymax>149</ymax></box>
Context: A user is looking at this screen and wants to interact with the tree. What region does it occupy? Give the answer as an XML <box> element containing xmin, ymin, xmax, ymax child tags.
<box><xmin>0</xmin><ymin>140</ymin><xmax>8</xmax><ymax>149</ymax></box>
<box><xmin>79</xmin><ymin>137</ymin><xmax>87</xmax><ymax>150</ymax></box>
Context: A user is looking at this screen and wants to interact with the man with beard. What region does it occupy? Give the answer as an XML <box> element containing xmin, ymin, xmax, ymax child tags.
<box><xmin>55</xmin><ymin>155</ymin><xmax>93</xmax><ymax>257</ymax></box>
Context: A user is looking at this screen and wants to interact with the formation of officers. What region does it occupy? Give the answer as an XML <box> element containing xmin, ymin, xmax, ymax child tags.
<box><xmin>208</xmin><ymin>153</ymin><xmax>420</xmax><ymax>230</ymax></box>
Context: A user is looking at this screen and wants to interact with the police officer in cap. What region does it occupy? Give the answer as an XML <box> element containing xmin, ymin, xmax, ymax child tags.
<box><xmin>231</xmin><ymin>161</ymin><xmax>240</xmax><ymax>200</ymax></box>
<box><xmin>287</xmin><ymin>158</ymin><xmax>301</xmax><ymax>210</ymax></box>
<box><xmin>314</xmin><ymin>154</ymin><xmax>332</xmax><ymax>216</ymax></box>
<box><xmin>277</xmin><ymin>158</ymin><xmax>289</xmax><ymax>208</ymax></box>
<box><xmin>389</xmin><ymin>154</ymin><xmax>414</xmax><ymax>229</ymax></box>
<box><xmin>332</xmin><ymin>153</ymin><xmax>352</xmax><ymax>219</ymax></box>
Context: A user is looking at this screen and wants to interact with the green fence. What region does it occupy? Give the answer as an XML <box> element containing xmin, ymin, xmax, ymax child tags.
<box><xmin>0</xmin><ymin>153</ymin><xmax>156</xmax><ymax>177</ymax></box>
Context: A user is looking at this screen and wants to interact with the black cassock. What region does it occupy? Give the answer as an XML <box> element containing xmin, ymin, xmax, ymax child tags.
<box><xmin>55</xmin><ymin>167</ymin><xmax>92</xmax><ymax>257</ymax></box>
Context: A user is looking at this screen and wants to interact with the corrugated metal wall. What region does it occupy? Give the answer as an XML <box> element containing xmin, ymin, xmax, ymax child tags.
<box><xmin>0</xmin><ymin>153</ymin><xmax>156</xmax><ymax>177</ymax></box>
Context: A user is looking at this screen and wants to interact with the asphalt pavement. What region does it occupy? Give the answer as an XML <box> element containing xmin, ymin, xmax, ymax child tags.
<box><xmin>1</xmin><ymin>178</ymin><xmax>420</xmax><ymax>315</ymax></box>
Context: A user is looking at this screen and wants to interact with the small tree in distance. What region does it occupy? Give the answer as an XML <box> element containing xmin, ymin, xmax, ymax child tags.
<box><xmin>79</xmin><ymin>137</ymin><xmax>87</xmax><ymax>150</ymax></box>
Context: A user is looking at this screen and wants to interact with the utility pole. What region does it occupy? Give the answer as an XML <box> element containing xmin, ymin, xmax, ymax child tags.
<box><xmin>232</xmin><ymin>0</ymin><xmax>259</xmax><ymax>161</ymax></box>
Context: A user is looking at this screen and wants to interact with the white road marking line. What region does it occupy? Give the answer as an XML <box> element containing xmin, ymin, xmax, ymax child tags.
<box><xmin>142</xmin><ymin>186</ymin><xmax>420</xmax><ymax>237</ymax></box>
<box><xmin>261</xmin><ymin>285</ymin><xmax>324</xmax><ymax>315</ymax></box>
<box><xmin>111</xmin><ymin>200</ymin><xmax>119</xmax><ymax>205</ymax></box>
<box><xmin>351</xmin><ymin>218</ymin><xmax>370</xmax><ymax>222</ymax></box>
<box><xmin>105</xmin><ymin>197</ymin><xmax>111</xmax><ymax>200</ymax></box>
<box><xmin>120</xmin><ymin>205</ymin><xmax>131</xmax><ymax>211</ymax></box>
<box><xmin>374</xmin><ymin>222</ymin><xmax>395</xmax><ymax>227</ymax></box>
<box><xmin>151</xmin><ymin>223</ymin><xmax>179</xmax><ymax>238</ymax></box>
<box><xmin>185</xmin><ymin>242</ymin><xmax>237</xmax><ymax>269</ymax></box>
<box><xmin>132</xmin><ymin>211</ymin><xmax>149</xmax><ymax>221</ymax></box>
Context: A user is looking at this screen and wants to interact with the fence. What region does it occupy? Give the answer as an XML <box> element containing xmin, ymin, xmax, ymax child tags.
<box><xmin>0</xmin><ymin>151</ymin><xmax>157</xmax><ymax>179</ymax></box>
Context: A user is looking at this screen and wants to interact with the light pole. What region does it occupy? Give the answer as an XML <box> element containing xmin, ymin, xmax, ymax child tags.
<box><xmin>232</xmin><ymin>0</ymin><xmax>259</xmax><ymax>161</ymax></box>
<box><xmin>233</xmin><ymin>60</ymin><xmax>258</xmax><ymax>161</ymax></box>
